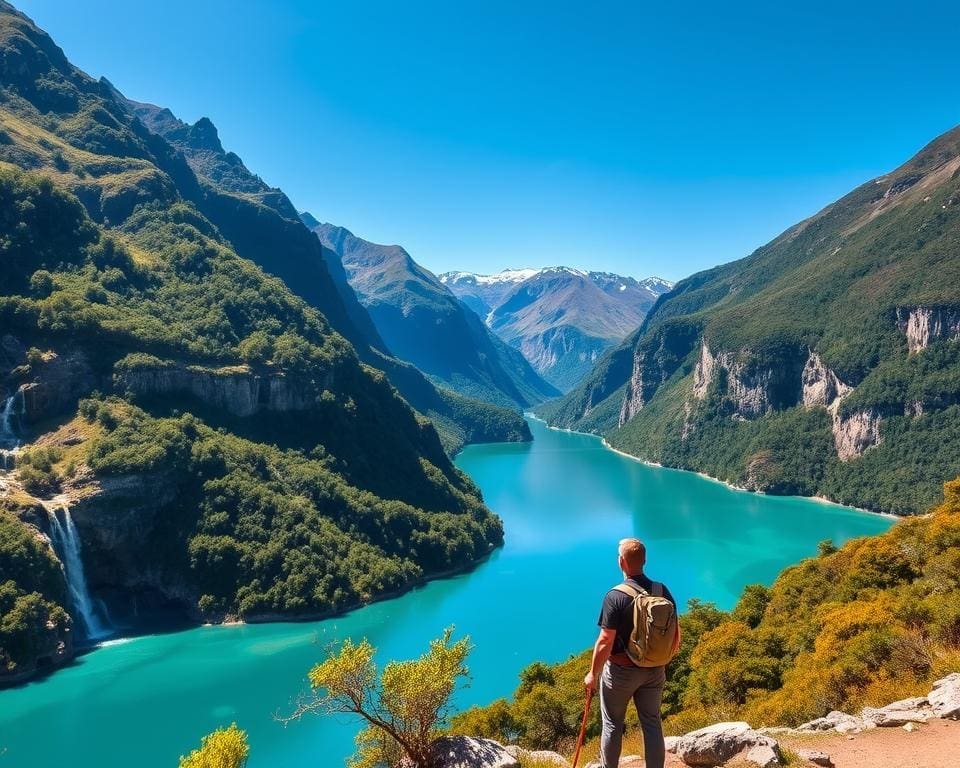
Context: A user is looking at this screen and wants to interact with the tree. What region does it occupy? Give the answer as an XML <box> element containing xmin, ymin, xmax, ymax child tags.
<box><xmin>179</xmin><ymin>724</ymin><xmax>249</xmax><ymax>768</ymax></box>
<box><xmin>286</xmin><ymin>628</ymin><xmax>470</xmax><ymax>768</ymax></box>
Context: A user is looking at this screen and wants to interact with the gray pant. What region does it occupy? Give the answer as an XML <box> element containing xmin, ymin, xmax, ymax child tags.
<box><xmin>599</xmin><ymin>661</ymin><xmax>666</xmax><ymax>768</ymax></box>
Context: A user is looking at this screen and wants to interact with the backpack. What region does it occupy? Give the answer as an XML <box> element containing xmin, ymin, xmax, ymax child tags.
<box><xmin>614</xmin><ymin>581</ymin><xmax>679</xmax><ymax>667</ymax></box>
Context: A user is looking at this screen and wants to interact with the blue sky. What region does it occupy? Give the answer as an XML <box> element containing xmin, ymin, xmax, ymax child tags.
<box><xmin>19</xmin><ymin>0</ymin><xmax>960</xmax><ymax>281</ymax></box>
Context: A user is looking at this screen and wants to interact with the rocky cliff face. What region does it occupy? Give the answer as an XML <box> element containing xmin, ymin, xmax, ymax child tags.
<box><xmin>619</xmin><ymin>323</ymin><xmax>699</xmax><ymax>425</ymax></box>
<box><xmin>115</xmin><ymin>363</ymin><xmax>329</xmax><ymax>417</ymax></box>
<box><xmin>897</xmin><ymin>306</ymin><xmax>960</xmax><ymax>353</ymax></box>
<box><xmin>67</xmin><ymin>468</ymin><xmax>198</xmax><ymax>619</ymax></box>
<box><xmin>690</xmin><ymin>340</ymin><xmax>805</xmax><ymax>419</ymax></box>
<box><xmin>1</xmin><ymin>336</ymin><xmax>97</xmax><ymax>424</ymax></box>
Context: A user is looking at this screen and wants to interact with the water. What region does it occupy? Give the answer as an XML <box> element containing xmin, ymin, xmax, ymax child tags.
<box><xmin>45</xmin><ymin>507</ymin><xmax>111</xmax><ymax>641</ymax></box>
<box><xmin>0</xmin><ymin>417</ymin><xmax>892</xmax><ymax>767</ymax></box>
<box><xmin>0</xmin><ymin>389</ymin><xmax>24</xmax><ymax>470</ymax></box>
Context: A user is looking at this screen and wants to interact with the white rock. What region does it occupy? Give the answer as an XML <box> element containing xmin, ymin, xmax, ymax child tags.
<box><xmin>796</xmin><ymin>711</ymin><xmax>862</xmax><ymax>733</ymax></box>
<box><xmin>929</xmin><ymin>672</ymin><xmax>960</xmax><ymax>719</ymax></box>
<box><xmin>428</xmin><ymin>736</ymin><xmax>520</xmax><ymax>768</ymax></box>
<box><xmin>796</xmin><ymin>748</ymin><xmax>833</xmax><ymax>767</ymax></box>
<box><xmin>675</xmin><ymin>721</ymin><xmax>781</xmax><ymax>766</ymax></box>
<box><xmin>903</xmin><ymin>721</ymin><xmax>919</xmax><ymax>732</ymax></box>
<box><xmin>860</xmin><ymin>696</ymin><xmax>933</xmax><ymax>726</ymax></box>
<box><xmin>664</xmin><ymin>736</ymin><xmax>680</xmax><ymax>754</ymax></box>
<box><xmin>743</xmin><ymin>742</ymin><xmax>781</xmax><ymax>768</ymax></box>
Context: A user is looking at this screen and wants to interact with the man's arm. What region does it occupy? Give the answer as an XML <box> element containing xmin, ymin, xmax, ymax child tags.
<box><xmin>584</xmin><ymin>627</ymin><xmax>616</xmax><ymax>693</ymax></box>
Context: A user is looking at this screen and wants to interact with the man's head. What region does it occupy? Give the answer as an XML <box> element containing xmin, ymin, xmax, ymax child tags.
<box><xmin>618</xmin><ymin>537</ymin><xmax>646</xmax><ymax>576</ymax></box>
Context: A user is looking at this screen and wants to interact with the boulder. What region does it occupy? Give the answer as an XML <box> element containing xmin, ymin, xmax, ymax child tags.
<box><xmin>429</xmin><ymin>737</ymin><xmax>520</xmax><ymax>768</ymax></box>
<box><xmin>795</xmin><ymin>749</ymin><xmax>833</xmax><ymax>767</ymax></box>
<box><xmin>504</xmin><ymin>745</ymin><xmax>569</xmax><ymax>767</ymax></box>
<box><xmin>903</xmin><ymin>722</ymin><xmax>919</xmax><ymax>732</ymax></box>
<box><xmin>860</xmin><ymin>696</ymin><xmax>933</xmax><ymax>726</ymax></box>
<box><xmin>929</xmin><ymin>673</ymin><xmax>960</xmax><ymax>719</ymax></box>
<box><xmin>795</xmin><ymin>711</ymin><xmax>870</xmax><ymax>734</ymax></box>
<box><xmin>664</xmin><ymin>736</ymin><xmax>680</xmax><ymax>754</ymax></box>
<box><xmin>742</xmin><ymin>742</ymin><xmax>781</xmax><ymax>768</ymax></box>
<box><xmin>674</xmin><ymin>721</ymin><xmax>781</xmax><ymax>766</ymax></box>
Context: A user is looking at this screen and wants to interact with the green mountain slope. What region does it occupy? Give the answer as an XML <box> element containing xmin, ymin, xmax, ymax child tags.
<box><xmin>0</xmin><ymin>1</ymin><xmax>503</xmax><ymax>682</ymax></box>
<box><xmin>110</xmin><ymin>92</ymin><xmax>529</xmax><ymax>454</ymax></box>
<box><xmin>306</xmin><ymin>220</ymin><xmax>559</xmax><ymax>408</ymax></box>
<box><xmin>548</xmin><ymin>125</ymin><xmax>960</xmax><ymax>514</ymax></box>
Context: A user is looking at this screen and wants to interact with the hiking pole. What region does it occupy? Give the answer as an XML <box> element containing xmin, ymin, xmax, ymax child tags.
<box><xmin>571</xmin><ymin>687</ymin><xmax>594</xmax><ymax>768</ymax></box>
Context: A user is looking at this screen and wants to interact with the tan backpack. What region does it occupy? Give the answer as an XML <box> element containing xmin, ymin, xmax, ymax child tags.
<box><xmin>614</xmin><ymin>581</ymin><xmax>679</xmax><ymax>667</ymax></box>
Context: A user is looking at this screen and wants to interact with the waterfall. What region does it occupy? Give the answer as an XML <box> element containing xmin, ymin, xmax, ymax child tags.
<box><xmin>0</xmin><ymin>389</ymin><xmax>24</xmax><ymax>470</ymax></box>
<box><xmin>46</xmin><ymin>507</ymin><xmax>111</xmax><ymax>641</ymax></box>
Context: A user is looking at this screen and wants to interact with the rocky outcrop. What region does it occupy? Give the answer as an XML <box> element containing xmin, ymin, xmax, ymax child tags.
<box><xmin>674</xmin><ymin>721</ymin><xmax>782</xmax><ymax>767</ymax></box>
<box><xmin>1</xmin><ymin>336</ymin><xmax>97</xmax><ymax>425</ymax></box>
<box><xmin>115</xmin><ymin>362</ymin><xmax>328</xmax><ymax>418</ymax></box>
<box><xmin>66</xmin><ymin>469</ymin><xmax>197</xmax><ymax>617</ymax></box>
<box><xmin>795</xmin><ymin>749</ymin><xmax>833</xmax><ymax>767</ymax></box>
<box><xmin>801</xmin><ymin>353</ymin><xmax>850</xmax><ymax>408</ymax></box>
<box><xmin>691</xmin><ymin>340</ymin><xmax>804</xmax><ymax>420</ymax></box>
<box><xmin>896</xmin><ymin>306</ymin><xmax>960</xmax><ymax>354</ymax></box>
<box><xmin>833</xmin><ymin>408</ymin><xmax>883</xmax><ymax>461</ymax></box>
<box><xmin>861</xmin><ymin>697</ymin><xmax>934</xmax><ymax>727</ymax></box>
<box><xmin>619</xmin><ymin>323</ymin><xmax>699</xmax><ymax>426</ymax></box>
<box><xmin>929</xmin><ymin>673</ymin><xmax>960</xmax><ymax>719</ymax></box>
<box><xmin>425</xmin><ymin>737</ymin><xmax>520</xmax><ymax>768</ymax></box>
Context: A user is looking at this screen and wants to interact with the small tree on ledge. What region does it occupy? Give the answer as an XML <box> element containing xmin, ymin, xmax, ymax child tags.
<box><xmin>284</xmin><ymin>627</ymin><xmax>470</xmax><ymax>768</ymax></box>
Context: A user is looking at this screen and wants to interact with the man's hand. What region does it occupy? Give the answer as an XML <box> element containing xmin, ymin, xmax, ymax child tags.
<box><xmin>584</xmin><ymin>670</ymin><xmax>596</xmax><ymax>694</ymax></box>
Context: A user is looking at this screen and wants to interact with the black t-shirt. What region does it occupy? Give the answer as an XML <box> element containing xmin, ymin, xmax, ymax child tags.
<box><xmin>598</xmin><ymin>574</ymin><xmax>676</xmax><ymax>655</ymax></box>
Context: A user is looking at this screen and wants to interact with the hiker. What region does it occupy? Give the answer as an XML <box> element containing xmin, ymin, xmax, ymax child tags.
<box><xmin>583</xmin><ymin>538</ymin><xmax>680</xmax><ymax>768</ymax></box>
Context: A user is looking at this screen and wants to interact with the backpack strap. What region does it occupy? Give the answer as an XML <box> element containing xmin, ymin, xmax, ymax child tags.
<box><xmin>651</xmin><ymin>581</ymin><xmax>664</xmax><ymax>597</ymax></box>
<box><xmin>614</xmin><ymin>582</ymin><xmax>648</xmax><ymax>599</ymax></box>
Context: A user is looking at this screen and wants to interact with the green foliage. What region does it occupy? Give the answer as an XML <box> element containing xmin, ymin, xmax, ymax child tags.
<box><xmin>0</xmin><ymin>506</ymin><xmax>70</xmax><ymax>677</ymax></box>
<box><xmin>179</xmin><ymin>724</ymin><xmax>249</xmax><ymax>768</ymax></box>
<box><xmin>291</xmin><ymin>628</ymin><xmax>470</xmax><ymax>768</ymax></box>
<box><xmin>83</xmin><ymin>398</ymin><xmax>500</xmax><ymax>619</ymax></box>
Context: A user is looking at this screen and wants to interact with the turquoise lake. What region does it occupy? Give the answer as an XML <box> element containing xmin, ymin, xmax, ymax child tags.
<box><xmin>0</xmin><ymin>417</ymin><xmax>893</xmax><ymax>767</ymax></box>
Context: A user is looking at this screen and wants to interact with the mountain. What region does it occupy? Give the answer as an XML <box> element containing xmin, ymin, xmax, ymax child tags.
<box><xmin>440</xmin><ymin>267</ymin><xmax>673</xmax><ymax>391</ymax></box>
<box><xmin>543</xmin><ymin>123</ymin><xmax>960</xmax><ymax>515</ymax></box>
<box><xmin>0</xmin><ymin>1</ymin><xmax>505</xmax><ymax>684</ymax></box>
<box><xmin>107</xmin><ymin>90</ymin><xmax>533</xmax><ymax>455</ymax></box>
<box><xmin>304</xmin><ymin>220</ymin><xmax>559</xmax><ymax>409</ymax></box>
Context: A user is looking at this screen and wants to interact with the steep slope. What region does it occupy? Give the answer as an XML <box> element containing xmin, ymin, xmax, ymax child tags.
<box><xmin>116</xmin><ymin>97</ymin><xmax>529</xmax><ymax>453</ymax></box>
<box><xmin>441</xmin><ymin>268</ymin><xmax>672</xmax><ymax>391</ymax></box>
<box><xmin>305</xmin><ymin>220</ymin><xmax>559</xmax><ymax>408</ymax></box>
<box><xmin>0</xmin><ymin>1</ymin><xmax>502</xmax><ymax>681</ymax></box>
<box><xmin>549</xmin><ymin>124</ymin><xmax>960</xmax><ymax>514</ymax></box>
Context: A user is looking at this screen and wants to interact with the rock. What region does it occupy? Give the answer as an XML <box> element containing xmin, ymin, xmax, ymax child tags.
<box><xmin>896</xmin><ymin>306</ymin><xmax>960</xmax><ymax>354</ymax></box>
<box><xmin>664</xmin><ymin>735</ymin><xmax>680</xmax><ymax>753</ymax></box>
<box><xmin>860</xmin><ymin>696</ymin><xmax>933</xmax><ymax>726</ymax></box>
<box><xmin>429</xmin><ymin>736</ymin><xmax>520</xmax><ymax>768</ymax></box>
<box><xmin>832</xmin><ymin>408</ymin><xmax>882</xmax><ymax>461</ymax></box>
<box><xmin>675</xmin><ymin>721</ymin><xmax>781</xmax><ymax>766</ymax></box>
<box><xmin>929</xmin><ymin>673</ymin><xmax>960</xmax><ymax>719</ymax></box>
<box><xmin>796</xmin><ymin>748</ymin><xmax>833</xmax><ymax>767</ymax></box>
<box><xmin>903</xmin><ymin>722</ymin><xmax>919</xmax><ymax>732</ymax></box>
<box><xmin>801</xmin><ymin>353</ymin><xmax>850</xmax><ymax>409</ymax></box>
<box><xmin>743</xmin><ymin>742</ymin><xmax>781</xmax><ymax>768</ymax></box>
<box><xmin>504</xmin><ymin>745</ymin><xmax>569</xmax><ymax>767</ymax></box>
<box><xmin>796</xmin><ymin>711</ymin><xmax>867</xmax><ymax>734</ymax></box>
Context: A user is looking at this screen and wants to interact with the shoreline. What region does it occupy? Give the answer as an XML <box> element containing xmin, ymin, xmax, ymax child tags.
<box><xmin>1</xmin><ymin>548</ymin><xmax>498</xmax><ymax>689</ymax></box>
<box><xmin>528</xmin><ymin>412</ymin><xmax>898</xmax><ymax>520</ymax></box>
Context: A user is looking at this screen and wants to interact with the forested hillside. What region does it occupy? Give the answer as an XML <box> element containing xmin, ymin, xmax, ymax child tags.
<box><xmin>0</xmin><ymin>1</ymin><xmax>503</xmax><ymax>683</ymax></box>
<box><xmin>545</xmin><ymin>125</ymin><xmax>960</xmax><ymax>514</ymax></box>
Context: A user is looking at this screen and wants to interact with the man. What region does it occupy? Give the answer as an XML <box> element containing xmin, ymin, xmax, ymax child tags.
<box><xmin>584</xmin><ymin>538</ymin><xmax>680</xmax><ymax>768</ymax></box>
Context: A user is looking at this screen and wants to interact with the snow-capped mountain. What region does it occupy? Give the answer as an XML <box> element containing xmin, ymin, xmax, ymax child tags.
<box><xmin>439</xmin><ymin>267</ymin><xmax>673</xmax><ymax>391</ymax></box>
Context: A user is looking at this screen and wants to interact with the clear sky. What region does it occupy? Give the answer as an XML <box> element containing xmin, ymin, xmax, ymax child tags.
<box><xmin>17</xmin><ymin>0</ymin><xmax>960</xmax><ymax>281</ymax></box>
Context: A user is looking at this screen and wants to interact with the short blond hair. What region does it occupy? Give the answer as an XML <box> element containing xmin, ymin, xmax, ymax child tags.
<box><xmin>618</xmin><ymin>538</ymin><xmax>646</xmax><ymax>572</ymax></box>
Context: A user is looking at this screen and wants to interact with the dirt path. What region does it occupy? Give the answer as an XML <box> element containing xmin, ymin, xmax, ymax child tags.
<box><xmin>779</xmin><ymin>718</ymin><xmax>960</xmax><ymax>768</ymax></box>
